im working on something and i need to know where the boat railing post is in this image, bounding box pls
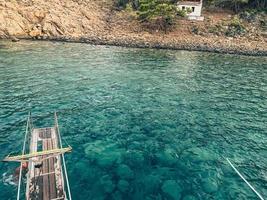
[29,111,34,131]
[17,112,30,200]
[54,112,72,200]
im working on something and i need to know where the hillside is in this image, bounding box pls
[0,0,111,38]
[0,0,266,55]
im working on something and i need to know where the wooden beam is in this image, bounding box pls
[3,147,72,162]
[48,138,57,199]
[43,135,49,200]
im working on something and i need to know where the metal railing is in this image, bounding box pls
[17,112,31,200]
[55,112,72,200]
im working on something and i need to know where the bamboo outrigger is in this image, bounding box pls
[3,113,72,200]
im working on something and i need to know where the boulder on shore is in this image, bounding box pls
[10,36,20,42]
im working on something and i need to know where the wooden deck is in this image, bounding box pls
[26,127,66,200]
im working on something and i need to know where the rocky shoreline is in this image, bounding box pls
[6,35,267,57]
[1,0,266,56]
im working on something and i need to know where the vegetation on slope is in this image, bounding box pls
[116,0,192,32]
[114,0,266,36]
[137,0,188,32]
[206,0,267,12]
[116,0,267,12]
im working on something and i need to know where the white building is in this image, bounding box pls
[177,0,204,21]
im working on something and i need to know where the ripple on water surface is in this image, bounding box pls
[0,40,266,200]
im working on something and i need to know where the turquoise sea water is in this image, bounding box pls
[0,40,266,200]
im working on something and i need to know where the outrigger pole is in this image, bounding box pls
[226,158,264,200]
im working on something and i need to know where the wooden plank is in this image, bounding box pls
[40,171,55,177]
[52,128,64,198]
[28,129,43,200]
[39,129,43,139]
[29,129,41,200]
[43,130,50,200]
[48,134,57,199]
[36,164,43,200]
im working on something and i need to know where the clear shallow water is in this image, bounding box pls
[0,40,266,200]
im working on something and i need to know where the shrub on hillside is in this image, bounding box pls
[137,0,178,32]
[177,7,192,17]
[115,0,140,10]
[239,9,258,22]
[205,16,246,37]
[204,0,267,12]
[225,16,246,36]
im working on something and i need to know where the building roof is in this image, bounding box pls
[177,1,202,6]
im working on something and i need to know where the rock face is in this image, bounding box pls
[0,0,107,38]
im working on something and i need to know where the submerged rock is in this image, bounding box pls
[116,164,134,180]
[84,140,123,168]
[117,180,130,193]
[97,154,120,168]
[112,191,123,200]
[155,147,178,166]
[100,175,115,194]
[183,195,197,200]
[142,174,161,194]
[202,178,218,193]
[123,150,145,168]
[153,167,177,179]
[161,180,182,200]
[73,161,99,184]
[182,147,217,162]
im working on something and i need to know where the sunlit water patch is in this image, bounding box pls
[0,40,266,200]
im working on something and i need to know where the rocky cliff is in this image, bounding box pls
[0,0,110,39]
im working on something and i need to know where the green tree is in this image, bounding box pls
[204,0,267,12]
[116,0,140,10]
[235,0,249,12]
[248,0,267,10]
[138,0,178,32]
